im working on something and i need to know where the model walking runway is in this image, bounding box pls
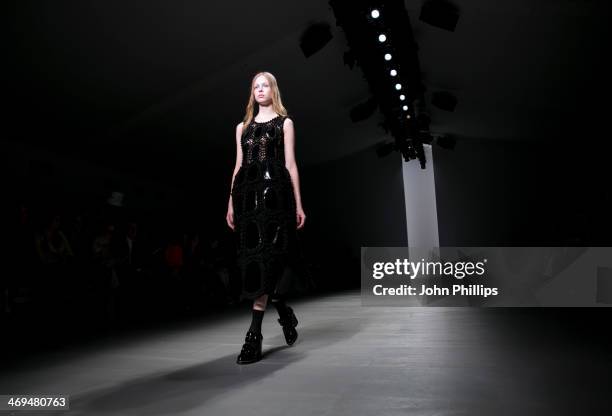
[226,71,306,364]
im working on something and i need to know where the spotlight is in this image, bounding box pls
[402,105,408,111]
[399,94,405,100]
[395,83,402,90]
[390,69,397,76]
[384,53,392,61]
[378,34,387,42]
[371,9,380,19]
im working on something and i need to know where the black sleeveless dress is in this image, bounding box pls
[231,114,298,301]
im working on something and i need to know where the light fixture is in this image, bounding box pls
[399,94,405,100]
[384,53,392,61]
[371,9,380,18]
[378,34,386,42]
[395,83,402,90]
[390,69,397,76]
[402,105,408,111]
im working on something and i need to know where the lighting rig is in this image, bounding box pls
[329,0,432,168]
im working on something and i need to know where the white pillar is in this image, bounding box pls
[402,144,440,260]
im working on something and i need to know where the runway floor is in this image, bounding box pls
[2,290,610,415]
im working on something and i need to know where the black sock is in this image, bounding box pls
[270,295,290,318]
[248,309,265,333]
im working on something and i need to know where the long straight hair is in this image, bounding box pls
[242,71,288,127]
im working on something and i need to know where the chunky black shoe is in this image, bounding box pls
[278,306,298,345]
[236,331,263,364]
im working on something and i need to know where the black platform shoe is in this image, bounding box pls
[236,331,263,364]
[278,306,299,345]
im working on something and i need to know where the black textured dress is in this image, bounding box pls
[231,114,298,301]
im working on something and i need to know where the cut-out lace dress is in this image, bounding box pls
[231,115,298,300]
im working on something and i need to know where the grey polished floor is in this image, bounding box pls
[2,290,610,415]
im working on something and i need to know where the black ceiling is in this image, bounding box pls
[7,0,610,175]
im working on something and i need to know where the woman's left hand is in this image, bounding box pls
[296,207,306,229]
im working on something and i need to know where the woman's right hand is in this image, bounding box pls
[226,204,235,231]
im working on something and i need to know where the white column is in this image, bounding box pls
[402,144,440,260]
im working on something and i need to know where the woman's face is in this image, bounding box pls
[253,75,272,105]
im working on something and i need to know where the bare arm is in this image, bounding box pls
[283,118,304,211]
[228,122,244,207]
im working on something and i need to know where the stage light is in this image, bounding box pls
[406,114,411,119]
[329,0,430,168]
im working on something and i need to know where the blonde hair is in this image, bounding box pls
[242,71,288,126]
